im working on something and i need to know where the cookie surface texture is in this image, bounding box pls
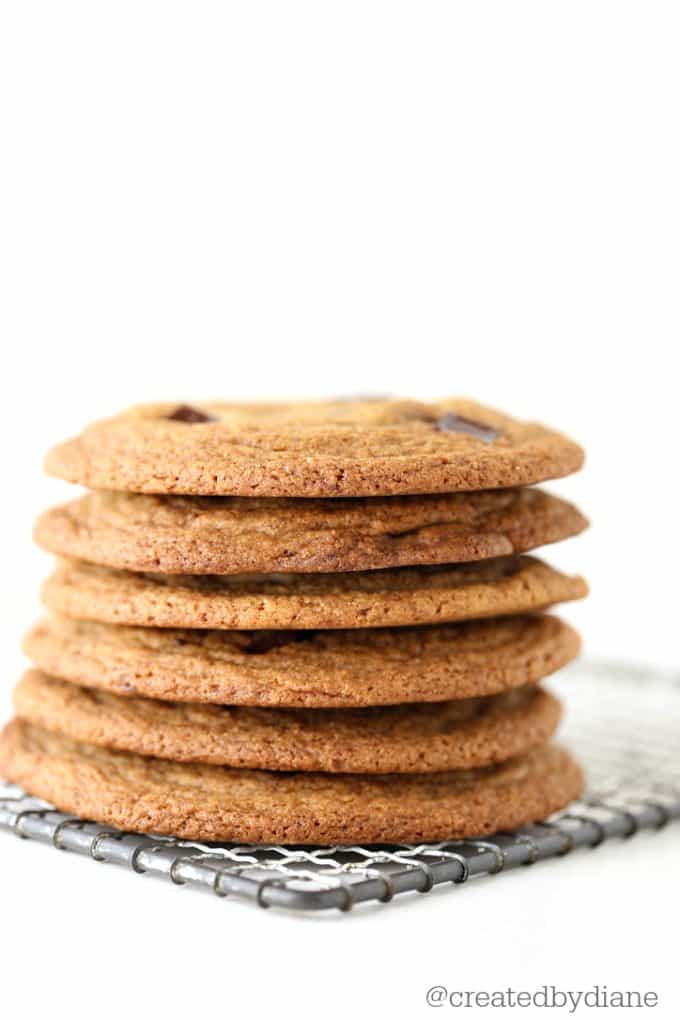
[34,488,588,574]
[13,670,562,773]
[0,720,584,844]
[45,398,585,497]
[41,556,588,630]
[24,613,580,707]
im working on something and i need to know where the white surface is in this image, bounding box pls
[1,1,679,1016]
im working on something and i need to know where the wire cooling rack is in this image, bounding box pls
[1,659,678,913]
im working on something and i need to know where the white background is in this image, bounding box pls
[1,2,679,1017]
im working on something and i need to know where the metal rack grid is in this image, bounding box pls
[1,659,678,913]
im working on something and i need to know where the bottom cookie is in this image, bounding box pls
[0,720,582,844]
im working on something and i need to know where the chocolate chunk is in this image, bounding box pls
[436,413,499,443]
[244,631,314,655]
[167,405,216,424]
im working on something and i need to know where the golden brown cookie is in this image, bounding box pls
[34,488,588,575]
[0,720,583,844]
[45,398,584,497]
[13,670,562,773]
[41,556,588,630]
[24,613,580,707]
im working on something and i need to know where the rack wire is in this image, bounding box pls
[1,659,678,912]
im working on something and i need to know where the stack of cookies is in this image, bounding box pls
[0,399,588,844]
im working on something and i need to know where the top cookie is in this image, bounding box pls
[45,398,584,497]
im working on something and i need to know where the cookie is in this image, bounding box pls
[24,613,580,707]
[41,556,588,630]
[0,720,583,843]
[45,398,584,497]
[34,488,588,575]
[13,670,562,773]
